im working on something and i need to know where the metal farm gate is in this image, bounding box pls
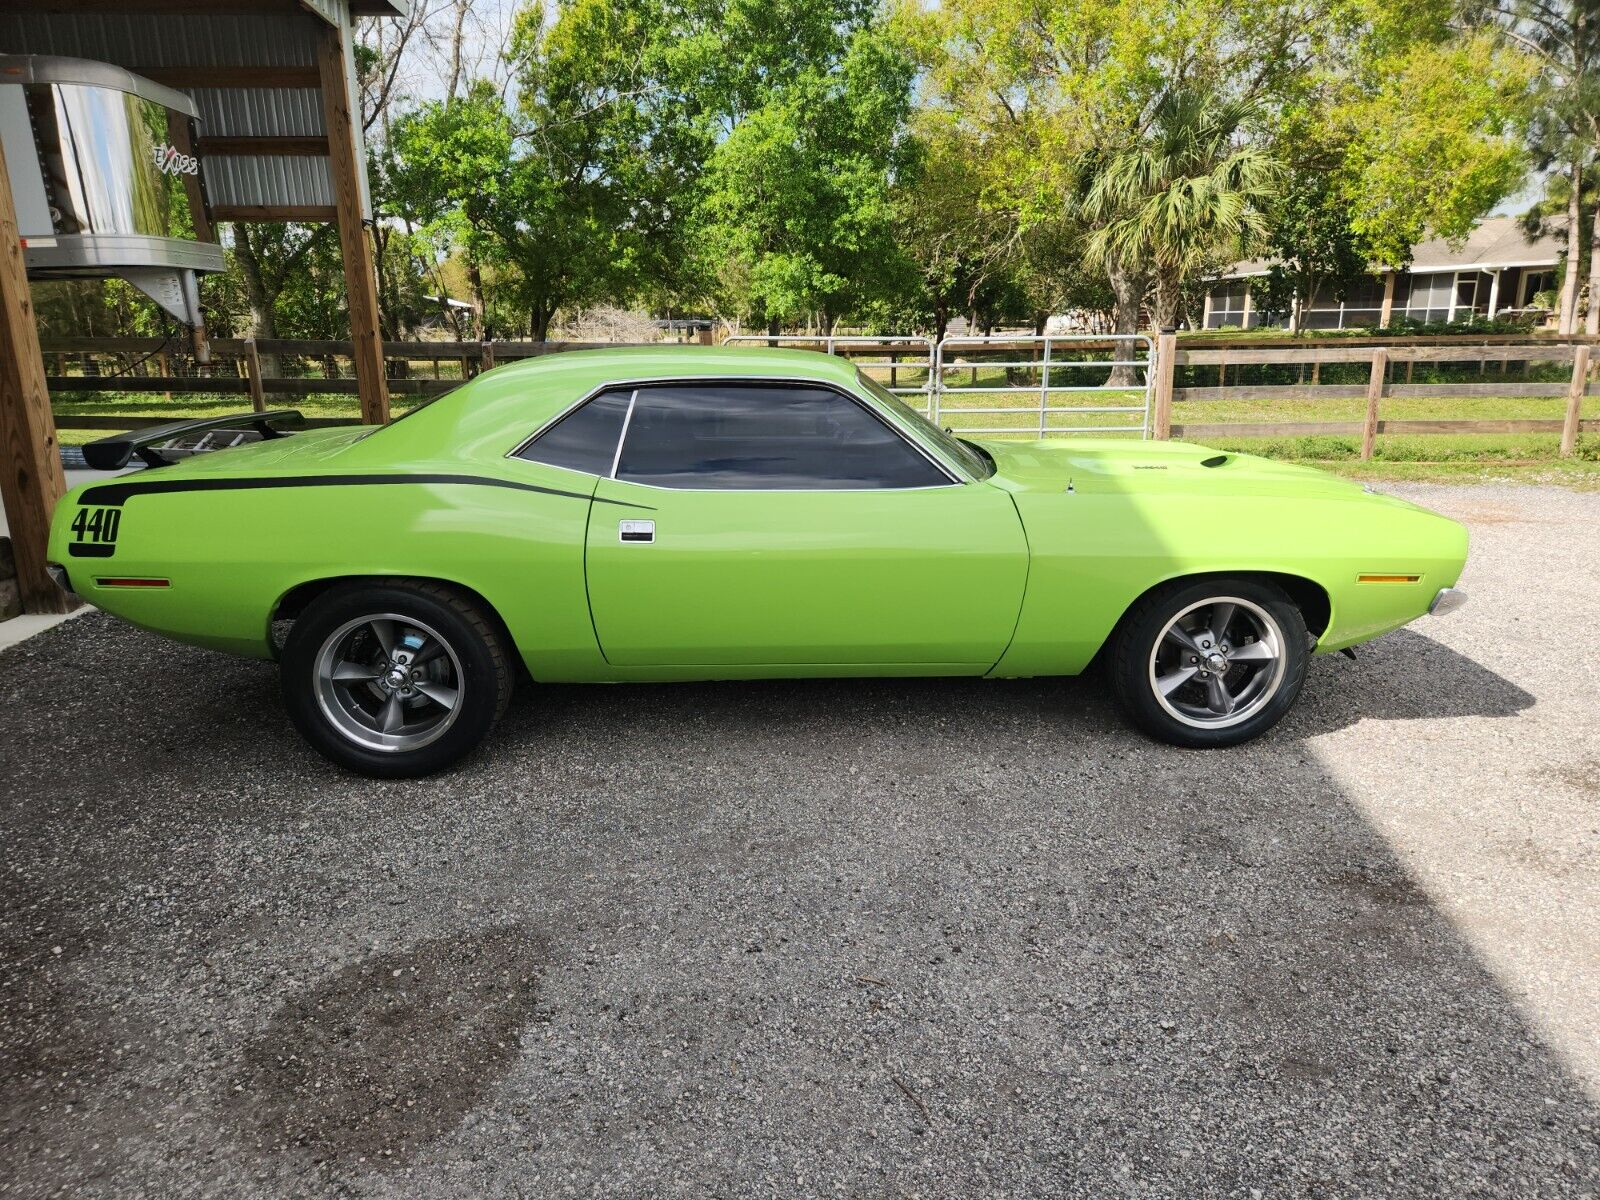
[724,333,1156,438]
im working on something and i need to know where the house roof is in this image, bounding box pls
[1217,216,1563,279]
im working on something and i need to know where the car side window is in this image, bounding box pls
[614,383,950,490]
[515,387,632,474]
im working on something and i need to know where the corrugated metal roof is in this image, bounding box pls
[204,155,333,209]
[0,13,320,68]
[193,89,324,138]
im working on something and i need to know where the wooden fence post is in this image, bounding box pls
[244,338,266,412]
[481,341,495,373]
[1152,330,1177,440]
[1561,344,1590,457]
[1361,348,1388,461]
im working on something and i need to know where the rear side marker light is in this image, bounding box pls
[1357,574,1421,584]
[95,577,170,588]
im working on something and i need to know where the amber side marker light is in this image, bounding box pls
[95,577,171,588]
[1357,574,1421,584]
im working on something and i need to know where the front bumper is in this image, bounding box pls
[1429,587,1467,616]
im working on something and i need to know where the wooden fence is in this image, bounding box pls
[39,336,642,430]
[39,332,1600,457]
[1150,333,1598,457]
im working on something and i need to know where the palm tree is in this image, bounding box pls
[1083,88,1278,334]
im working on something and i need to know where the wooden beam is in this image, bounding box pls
[317,25,389,425]
[244,339,267,413]
[1360,349,1388,461]
[1171,419,1600,439]
[1151,330,1176,439]
[135,66,320,89]
[0,138,70,615]
[165,111,214,244]
[1562,344,1591,456]
[211,204,336,222]
[198,136,330,157]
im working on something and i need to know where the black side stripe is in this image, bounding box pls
[79,473,653,510]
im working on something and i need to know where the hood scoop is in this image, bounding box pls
[1200,454,1230,468]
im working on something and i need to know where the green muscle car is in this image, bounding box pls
[47,346,1467,776]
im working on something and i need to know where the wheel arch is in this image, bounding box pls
[1104,569,1332,652]
[270,574,517,664]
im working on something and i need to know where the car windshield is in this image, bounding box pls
[855,371,994,480]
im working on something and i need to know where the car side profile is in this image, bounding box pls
[48,346,1467,776]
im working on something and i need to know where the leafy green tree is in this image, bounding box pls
[1253,134,1371,328]
[694,6,915,332]
[886,114,1020,338]
[1329,31,1532,277]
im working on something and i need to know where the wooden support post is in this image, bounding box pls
[165,110,214,246]
[1562,344,1590,457]
[481,341,495,373]
[1361,349,1388,461]
[0,138,70,614]
[244,338,266,412]
[317,26,389,426]
[1152,330,1177,440]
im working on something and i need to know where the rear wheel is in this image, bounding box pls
[281,580,512,776]
[1110,578,1309,748]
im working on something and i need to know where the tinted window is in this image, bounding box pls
[615,384,950,490]
[517,387,632,474]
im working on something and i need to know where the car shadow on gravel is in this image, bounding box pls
[0,613,1592,1197]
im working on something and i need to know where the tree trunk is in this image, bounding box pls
[1150,270,1181,331]
[530,303,552,343]
[446,0,468,102]
[1106,259,1145,387]
[766,313,780,343]
[932,299,949,344]
[1560,158,1582,335]
[1033,311,1048,336]
[1587,194,1600,336]
[467,261,488,340]
[233,224,281,379]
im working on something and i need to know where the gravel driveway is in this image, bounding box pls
[1,482,1596,1199]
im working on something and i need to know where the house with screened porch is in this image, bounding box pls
[1199,216,1562,331]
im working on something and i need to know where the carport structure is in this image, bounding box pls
[0,0,406,615]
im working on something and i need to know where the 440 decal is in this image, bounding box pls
[67,507,121,558]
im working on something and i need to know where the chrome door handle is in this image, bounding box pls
[619,519,654,543]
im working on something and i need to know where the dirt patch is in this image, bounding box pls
[1540,760,1599,799]
[231,925,546,1167]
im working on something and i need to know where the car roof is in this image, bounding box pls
[486,345,864,388]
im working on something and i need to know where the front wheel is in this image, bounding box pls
[1109,578,1309,749]
[281,580,512,777]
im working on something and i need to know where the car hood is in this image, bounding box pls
[975,437,1375,502]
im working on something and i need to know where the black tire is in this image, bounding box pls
[1109,576,1309,749]
[281,579,513,777]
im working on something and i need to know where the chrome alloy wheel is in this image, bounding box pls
[312,612,465,752]
[1147,595,1287,730]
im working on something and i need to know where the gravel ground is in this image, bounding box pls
[1,482,1596,1199]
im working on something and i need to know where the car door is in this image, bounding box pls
[578,379,1029,669]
